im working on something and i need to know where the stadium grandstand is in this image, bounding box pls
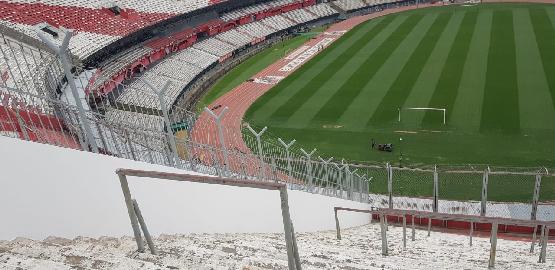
[0,0,554,269]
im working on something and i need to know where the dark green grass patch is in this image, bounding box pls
[368,13,451,125]
[311,14,425,124]
[480,10,520,134]
[530,8,555,108]
[237,4,555,201]
[423,11,478,126]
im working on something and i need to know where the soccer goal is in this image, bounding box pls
[398,107,446,124]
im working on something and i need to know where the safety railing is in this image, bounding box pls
[333,207,553,268]
[116,168,302,270]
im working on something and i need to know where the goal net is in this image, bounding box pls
[398,107,446,124]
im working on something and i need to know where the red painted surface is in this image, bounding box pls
[0,1,173,36]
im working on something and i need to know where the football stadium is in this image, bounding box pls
[0,0,554,269]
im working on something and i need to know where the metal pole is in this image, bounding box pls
[380,214,388,256]
[117,173,144,252]
[335,208,341,240]
[278,138,296,182]
[301,148,316,190]
[427,218,431,237]
[531,225,537,253]
[36,28,98,153]
[247,125,267,180]
[469,221,474,247]
[318,157,333,195]
[411,215,415,241]
[403,215,407,249]
[132,199,157,255]
[142,79,181,168]
[539,226,549,263]
[387,163,393,209]
[489,222,498,268]
[205,107,229,176]
[333,162,347,198]
[279,187,299,270]
[481,167,490,217]
[290,222,302,270]
[531,173,543,220]
[433,165,439,213]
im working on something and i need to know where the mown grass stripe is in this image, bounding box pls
[529,7,555,110]
[246,18,384,122]
[337,13,439,129]
[367,13,452,125]
[266,16,398,122]
[514,8,555,131]
[285,16,408,128]
[421,11,478,126]
[401,11,465,127]
[480,10,520,134]
[306,14,426,124]
[450,10,492,130]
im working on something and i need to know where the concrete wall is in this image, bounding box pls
[0,136,372,240]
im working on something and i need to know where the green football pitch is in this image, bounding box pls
[245,3,555,168]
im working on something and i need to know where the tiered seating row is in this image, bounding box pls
[150,59,202,83]
[8,0,215,14]
[104,108,165,133]
[306,3,339,17]
[90,46,153,90]
[260,15,296,31]
[283,8,318,24]
[215,29,252,47]
[172,47,219,69]
[334,0,367,11]
[236,21,275,38]
[193,38,236,57]
[116,73,183,109]
[0,1,172,36]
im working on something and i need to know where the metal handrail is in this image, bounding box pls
[116,168,302,270]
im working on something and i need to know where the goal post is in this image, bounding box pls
[398,107,446,125]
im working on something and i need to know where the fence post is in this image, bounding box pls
[481,167,490,217]
[142,79,181,168]
[333,162,347,198]
[323,157,334,195]
[469,221,474,247]
[380,214,388,256]
[387,163,393,209]
[279,187,300,270]
[411,215,415,241]
[247,125,267,180]
[204,107,229,176]
[355,173,364,202]
[36,28,98,153]
[531,168,547,220]
[539,226,549,263]
[402,215,407,249]
[530,225,538,253]
[433,165,439,213]
[335,208,341,240]
[489,222,498,268]
[278,138,296,182]
[300,148,316,191]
